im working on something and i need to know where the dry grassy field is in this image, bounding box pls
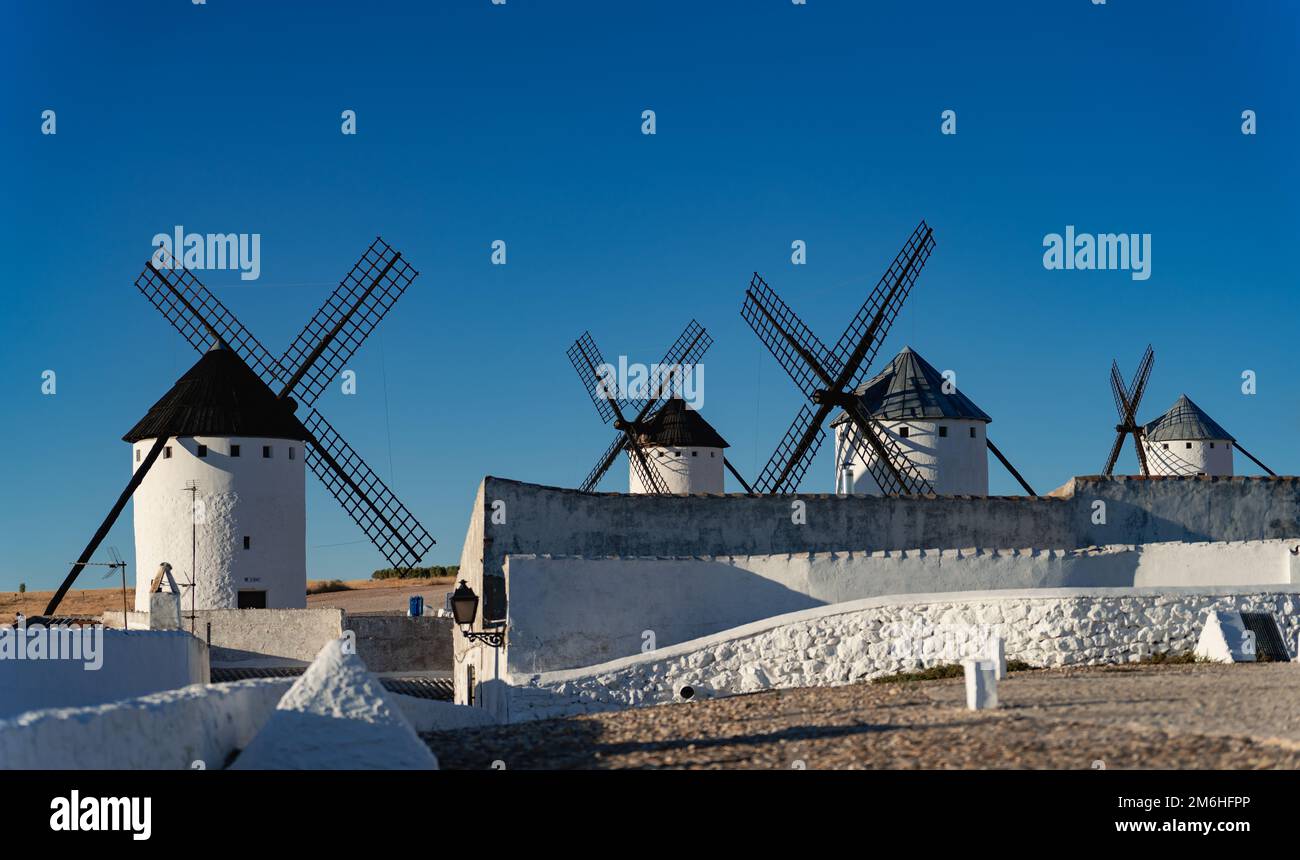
[1,577,456,623]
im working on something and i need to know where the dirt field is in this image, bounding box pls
[306,578,455,614]
[1,577,456,622]
[426,662,1300,770]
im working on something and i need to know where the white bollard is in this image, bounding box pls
[987,634,1006,680]
[963,658,998,710]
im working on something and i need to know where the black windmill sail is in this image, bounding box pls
[741,220,938,495]
[46,238,433,616]
[1102,345,1155,476]
[567,321,754,494]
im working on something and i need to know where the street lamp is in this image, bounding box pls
[451,580,504,647]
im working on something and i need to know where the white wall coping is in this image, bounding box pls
[501,537,1300,565]
[517,584,1300,686]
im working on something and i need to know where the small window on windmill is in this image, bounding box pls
[899,427,909,438]
[197,444,207,458]
[710,451,715,458]
[1162,443,1169,450]
[939,426,948,438]
[243,536,251,550]
[1186,442,1192,449]
[164,446,172,459]
[231,444,241,457]
[289,447,295,460]
[969,426,976,438]
[692,450,698,457]
[1210,442,1215,448]
[135,450,141,463]
[263,445,271,458]
[1240,612,1290,662]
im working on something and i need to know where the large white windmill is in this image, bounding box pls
[45,238,435,615]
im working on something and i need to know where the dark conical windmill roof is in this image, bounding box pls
[638,398,730,448]
[123,341,307,443]
[1142,394,1234,443]
[830,346,992,426]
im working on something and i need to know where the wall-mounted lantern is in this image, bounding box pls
[451,580,504,647]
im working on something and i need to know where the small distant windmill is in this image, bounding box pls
[1102,344,1155,476]
[46,237,434,616]
[567,320,753,493]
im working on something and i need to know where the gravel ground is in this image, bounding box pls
[425,662,1300,770]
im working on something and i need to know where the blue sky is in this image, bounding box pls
[1,0,1296,590]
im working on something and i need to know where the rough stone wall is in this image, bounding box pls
[502,587,1300,723]
[462,476,1300,617]
[199,608,344,666]
[347,615,453,673]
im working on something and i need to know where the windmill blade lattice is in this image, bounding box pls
[279,237,420,407]
[567,331,623,424]
[136,252,286,388]
[569,320,712,494]
[300,407,435,568]
[831,221,936,392]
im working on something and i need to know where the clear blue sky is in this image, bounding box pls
[1,1,1296,590]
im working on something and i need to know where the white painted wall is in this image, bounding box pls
[628,445,725,494]
[492,539,1296,677]
[1142,437,1234,476]
[0,628,209,719]
[834,419,988,495]
[0,677,292,770]
[502,586,1300,723]
[132,435,306,611]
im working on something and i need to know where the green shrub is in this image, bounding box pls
[873,660,1034,685]
[17,583,25,594]
[371,565,459,581]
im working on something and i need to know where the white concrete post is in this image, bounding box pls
[987,634,1006,680]
[149,591,181,631]
[963,658,998,710]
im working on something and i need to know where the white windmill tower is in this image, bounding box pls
[124,340,309,610]
[829,346,994,496]
[1140,394,1239,477]
[626,398,730,494]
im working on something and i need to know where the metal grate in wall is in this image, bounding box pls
[1240,612,1291,662]
[210,667,454,700]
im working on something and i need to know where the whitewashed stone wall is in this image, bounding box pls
[500,587,1300,723]
[500,540,1296,675]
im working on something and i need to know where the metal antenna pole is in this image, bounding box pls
[119,562,128,630]
[184,480,199,634]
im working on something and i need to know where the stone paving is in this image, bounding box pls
[425,662,1300,769]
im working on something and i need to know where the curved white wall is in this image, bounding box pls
[834,419,988,495]
[502,586,1300,723]
[628,445,725,494]
[132,436,306,610]
[1142,437,1234,476]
